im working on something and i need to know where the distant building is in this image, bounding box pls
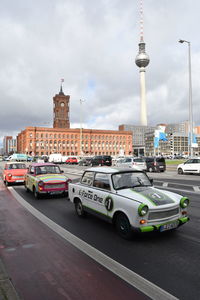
[17,127,132,156]
[17,86,132,156]
[119,124,156,156]
[3,136,17,155]
[145,131,200,157]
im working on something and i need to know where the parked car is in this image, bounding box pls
[90,155,112,166]
[177,158,200,174]
[25,163,71,198]
[78,157,92,166]
[3,162,28,186]
[116,157,146,171]
[144,157,166,172]
[68,167,189,239]
[66,157,78,164]
[10,153,28,161]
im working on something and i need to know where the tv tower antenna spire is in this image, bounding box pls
[135,0,150,126]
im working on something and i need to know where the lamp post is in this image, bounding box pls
[179,39,193,157]
[80,99,85,156]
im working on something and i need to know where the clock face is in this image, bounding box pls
[61,102,65,107]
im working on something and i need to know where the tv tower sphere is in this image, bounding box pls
[135,41,150,68]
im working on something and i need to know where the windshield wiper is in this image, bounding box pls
[117,185,132,190]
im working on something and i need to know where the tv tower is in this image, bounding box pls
[135,0,150,126]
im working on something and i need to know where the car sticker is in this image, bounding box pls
[130,187,175,206]
[35,175,67,182]
[104,196,114,211]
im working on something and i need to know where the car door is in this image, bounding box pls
[182,159,194,173]
[190,158,200,173]
[121,158,132,168]
[91,172,112,216]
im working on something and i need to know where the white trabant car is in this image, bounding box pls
[68,167,189,239]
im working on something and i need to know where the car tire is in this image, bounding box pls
[25,184,29,193]
[33,187,40,199]
[115,213,133,240]
[178,168,184,175]
[5,180,10,186]
[75,199,85,217]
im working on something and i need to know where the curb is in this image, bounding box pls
[0,259,21,300]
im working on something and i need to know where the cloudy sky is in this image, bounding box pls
[0,0,199,146]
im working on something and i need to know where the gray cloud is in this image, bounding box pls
[0,0,199,146]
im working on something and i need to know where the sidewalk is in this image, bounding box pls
[0,180,149,300]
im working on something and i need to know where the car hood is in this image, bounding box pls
[117,186,179,207]
[35,174,67,183]
[5,169,27,175]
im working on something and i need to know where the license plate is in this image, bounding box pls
[49,191,62,195]
[15,180,24,183]
[160,221,178,232]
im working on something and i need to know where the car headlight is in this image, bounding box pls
[180,197,189,208]
[138,204,149,216]
[38,180,44,187]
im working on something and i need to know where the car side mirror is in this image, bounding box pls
[61,170,64,173]
[149,178,153,185]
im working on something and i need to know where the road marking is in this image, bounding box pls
[9,186,178,300]
[193,186,200,192]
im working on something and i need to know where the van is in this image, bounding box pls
[48,153,62,163]
[90,155,112,166]
[10,154,28,161]
[144,157,166,172]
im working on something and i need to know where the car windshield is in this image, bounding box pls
[35,165,61,175]
[8,164,26,169]
[112,172,151,190]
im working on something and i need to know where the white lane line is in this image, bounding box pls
[9,187,178,300]
[193,186,200,192]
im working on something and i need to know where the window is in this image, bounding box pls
[81,172,94,186]
[93,173,110,190]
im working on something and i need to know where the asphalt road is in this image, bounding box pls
[5,164,199,300]
[1,162,200,299]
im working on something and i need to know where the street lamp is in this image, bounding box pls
[179,39,193,157]
[80,99,85,156]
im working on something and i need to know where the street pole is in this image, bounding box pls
[179,39,194,157]
[80,99,84,156]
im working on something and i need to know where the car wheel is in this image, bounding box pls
[178,168,184,175]
[25,184,29,192]
[5,180,10,186]
[148,167,153,172]
[75,199,85,217]
[33,187,40,199]
[115,213,133,240]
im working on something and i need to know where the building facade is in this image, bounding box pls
[17,127,133,157]
[119,124,156,156]
[145,131,200,157]
[3,136,17,155]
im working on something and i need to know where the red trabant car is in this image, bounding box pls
[66,157,78,164]
[3,162,28,186]
[25,163,71,198]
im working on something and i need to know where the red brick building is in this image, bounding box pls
[17,127,132,156]
[17,87,132,156]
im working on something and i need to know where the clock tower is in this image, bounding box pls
[53,84,70,128]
